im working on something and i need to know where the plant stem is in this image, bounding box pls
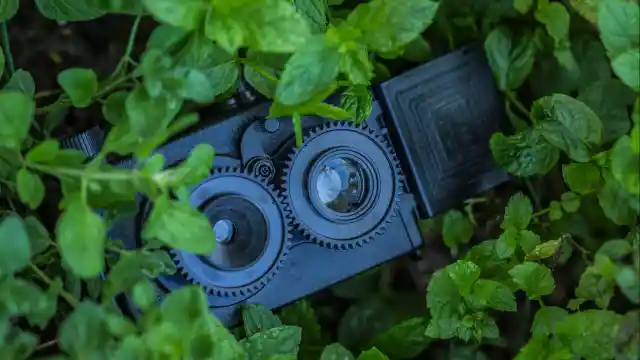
[1,22,15,75]
[29,263,79,308]
[112,15,142,78]
[35,339,58,351]
[247,63,278,83]
[505,90,533,123]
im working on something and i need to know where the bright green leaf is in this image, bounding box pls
[509,262,555,299]
[496,228,519,259]
[0,216,31,275]
[442,210,474,250]
[0,91,36,150]
[549,201,563,221]
[502,192,533,230]
[4,69,36,97]
[514,0,533,14]
[597,0,640,58]
[484,27,537,91]
[56,197,106,278]
[340,85,373,124]
[535,2,570,43]
[24,216,51,257]
[598,173,638,225]
[426,269,462,339]
[241,326,302,360]
[575,264,616,309]
[562,162,601,194]
[472,279,517,312]
[555,310,622,360]
[16,168,45,210]
[611,135,640,195]
[525,240,562,261]
[143,0,208,30]
[242,304,283,337]
[531,306,568,335]
[446,260,481,296]
[26,140,61,163]
[320,343,355,360]
[560,192,581,212]
[280,299,322,345]
[57,68,98,108]
[132,280,157,310]
[356,347,389,360]
[59,302,110,358]
[295,0,328,34]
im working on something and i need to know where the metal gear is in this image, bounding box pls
[282,121,403,250]
[171,166,292,297]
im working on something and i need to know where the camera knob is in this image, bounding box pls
[261,118,280,133]
[60,125,105,160]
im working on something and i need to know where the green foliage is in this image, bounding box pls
[0,0,638,358]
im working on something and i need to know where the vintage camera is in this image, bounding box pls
[63,46,509,327]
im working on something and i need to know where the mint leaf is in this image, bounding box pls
[560,192,581,212]
[371,317,430,359]
[562,162,601,194]
[442,210,474,250]
[276,35,340,105]
[535,2,570,43]
[143,0,208,30]
[509,262,555,299]
[132,280,156,310]
[596,239,633,259]
[0,216,31,275]
[472,279,517,312]
[0,0,18,21]
[532,94,604,162]
[242,304,283,337]
[340,85,373,124]
[496,228,518,259]
[280,299,322,345]
[597,0,639,58]
[598,173,638,225]
[16,168,45,210]
[611,49,640,91]
[24,216,51,257]
[610,135,640,195]
[26,140,61,163]
[502,192,533,231]
[35,0,104,21]
[484,27,537,90]
[57,68,98,108]
[241,326,302,360]
[141,195,215,254]
[531,306,568,335]
[575,263,616,309]
[555,310,622,360]
[402,36,431,63]
[446,260,481,296]
[514,0,533,14]
[549,201,563,221]
[0,91,36,150]
[321,343,354,360]
[295,0,328,34]
[346,0,440,54]
[4,69,36,97]
[615,266,640,304]
[490,129,559,177]
[356,347,388,360]
[244,50,289,99]
[426,269,462,339]
[577,78,635,143]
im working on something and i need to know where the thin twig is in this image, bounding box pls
[29,263,79,308]
[35,339,58,351]
[112,15,142,78]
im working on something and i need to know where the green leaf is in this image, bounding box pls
[371,317,430,359]
[244,50,289,99]
[555,310,622,360]
[575,264,616,309]
[280,299,322,345]
[446,260,481,296]
[16,168,45,210]
[331,268,380,300]
[0,0,18,21]
[26,140,61,163]
[132,280,157,310]
[514,0,533,14]
[597,0,639,59]
[426,270,462,339]
[241,326,302,360]
[321,343,355,360]
[356,347,389,360]
[519,230,542,253]
[611,135,640,195]
[339,44,373,85]
[35,0,104,21]
[490,129,559,177]
[276,35,340,105]
[598,173,638,225]
[24,216,51,257]
[484,27,537,91]
[206,0,311,54]
[509,262,555,299]
[615,266,640,304]
[502,192,533,231]
[104,249,175,299]
[456,312,500,342]
[496,228,519,259]
[59,302,110,358]
[612,49,640,91]
[346,0,439,54]
[562,163,601,194]
[535,2,570,44]
[141,195,215,254]
[442,210,474,250]
[525,240,562,261]
[295,0,328,34]
[57,68,98,108]
[143,0,208,30]
[596,239,633,259]
[340,85,373,124]
[577,78,635,143]
[92,0,146,14]
[4,70,36,97]
[472,279,517,312]
[531,306,568,335]
[0,216,31,275]
[560,192,581,212]
[243,304,283,337]
[0,91,36,150]
[56,197,106,278]
[532,94,604,162]
[549,201,563,221]
[402,36,431,63]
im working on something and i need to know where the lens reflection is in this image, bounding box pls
[314,157,366,213]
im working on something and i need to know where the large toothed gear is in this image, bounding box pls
[282,121,403,250]
[171,166,292,297]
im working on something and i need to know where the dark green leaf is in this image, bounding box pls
[472,279,517,312]
[562,162,601,194]
[24,216,50,257]
[442,210,474,250]
[346,0,440,54]
[280,299,322,345]
[331,267,380,300]
[611,49,640,91]
[35,0,104,21]
[555,310,622,360]
[141,195,215,254]
[596,239,633,259]
[57,68,98,108]
[560,192,581,212]
[92,0,145,14]
[4,70,36,97]
[295,0,328,34]
[575,264,616,309]
[484,27,537,90]
[16,168,45,209]
[490,129,559,177]
[509,262,555,299]
[356,347,388,360]
[402,36,431,63]
[241,326,302,360]
[502,192,533,231]
[321,343,355,360]
[276,35,340,105]
[59,302,110,358]
[0,327,38,360]
[0,91,36,150]
[549,201,563,221]
[0,0,18,21]
[56,197,106,278]
[531,306,568,335]
[610,134,640,195]
[616,266,640,304]
[371,317,430,359]
[243,304,283,337]
[340,85,373,124]
[534,2,570,44]
[104,249,176,301]
[426,270,462,339]
[577,78,635,143]
[0,216,31,275]
[598,173,638,225]
[514,0,533,14]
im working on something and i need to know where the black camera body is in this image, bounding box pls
[65,46,509,327]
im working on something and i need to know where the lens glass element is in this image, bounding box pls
[314,157,367,213]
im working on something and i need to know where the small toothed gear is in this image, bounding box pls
[282,121,403,250]
[171,166,292,297]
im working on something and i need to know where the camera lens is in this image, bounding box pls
[314,157,367,213]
